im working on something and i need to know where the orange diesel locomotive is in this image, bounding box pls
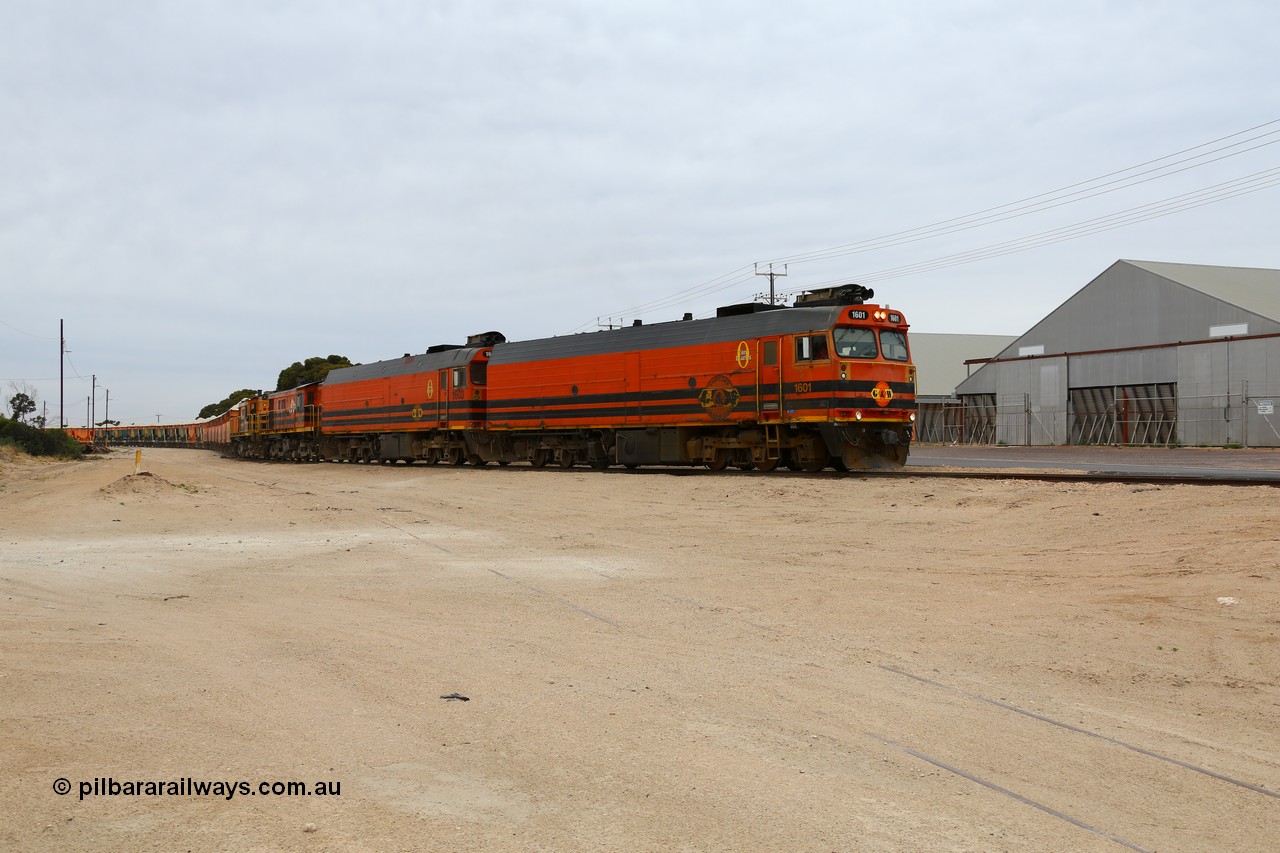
[481,286,914,471]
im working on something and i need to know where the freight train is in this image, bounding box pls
[75,285,917,471]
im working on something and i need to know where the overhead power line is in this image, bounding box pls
[765,121,1280,267]
[564,264,757,333]
[0,318,57,340]
[780,166,1280,294]
[569,117,1280,327]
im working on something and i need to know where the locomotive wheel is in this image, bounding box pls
[705,449,729,471]
[423,447,440,465]
[467,453,488,466]
[445,447,465,466]
[530,448,549,468]
[801,457,827,473]
[558,450,576,469]
[753,456,780,473]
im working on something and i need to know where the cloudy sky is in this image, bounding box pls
[3,1,1278,425]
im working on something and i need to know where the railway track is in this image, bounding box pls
[591,464,1280,486]
[890,467,1280,487]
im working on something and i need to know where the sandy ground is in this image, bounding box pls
[1,446,1277,852]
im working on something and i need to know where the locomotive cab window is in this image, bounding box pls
[469,361,487,386]
[452,367,466,388]
[879,329,909,362]
[833,327,877,359]
[794,334,830,362]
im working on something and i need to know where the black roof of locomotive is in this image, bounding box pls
[488,304,857,365]
[323,346,482,385]
[322,303,876,382]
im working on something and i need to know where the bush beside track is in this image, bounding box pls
[0,417,84,459]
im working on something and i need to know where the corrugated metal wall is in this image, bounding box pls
[948,340,1279,447]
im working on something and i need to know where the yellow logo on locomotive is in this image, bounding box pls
[736,341,751,369]
[871,381,894,407]
[699,374,741,419]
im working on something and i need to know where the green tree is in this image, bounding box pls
[7,391,35,423]
[275,355,353,391]
[197,388,258,420]
[197,355,356,419]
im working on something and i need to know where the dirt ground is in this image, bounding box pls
[1,446,1277,852]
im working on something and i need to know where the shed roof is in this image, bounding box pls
[1124,260,1280,321]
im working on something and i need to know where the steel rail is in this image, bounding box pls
[883,468,1280,487]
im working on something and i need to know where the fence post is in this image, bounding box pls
[1242,379,1249,448]
[1024,393,1031,446]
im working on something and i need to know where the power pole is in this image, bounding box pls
[91,374,96,440]
[60,319,65,428]
[754,262,788,305]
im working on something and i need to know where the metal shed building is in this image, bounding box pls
[955,260,1280,447]
[911,333,1017,442]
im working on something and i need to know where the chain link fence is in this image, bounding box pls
[944,384,1280,447]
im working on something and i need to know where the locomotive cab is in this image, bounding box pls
[759,295,915,469]
[822,305,915,468]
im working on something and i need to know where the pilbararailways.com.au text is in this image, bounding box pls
[55,777,341,801]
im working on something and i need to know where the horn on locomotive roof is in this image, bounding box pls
[793,284,875,306]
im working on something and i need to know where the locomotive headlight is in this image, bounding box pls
[873,310,887,321]
[854,410,863,420]
[909,412,916,422]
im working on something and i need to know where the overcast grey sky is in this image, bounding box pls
[3,1,1279,425]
